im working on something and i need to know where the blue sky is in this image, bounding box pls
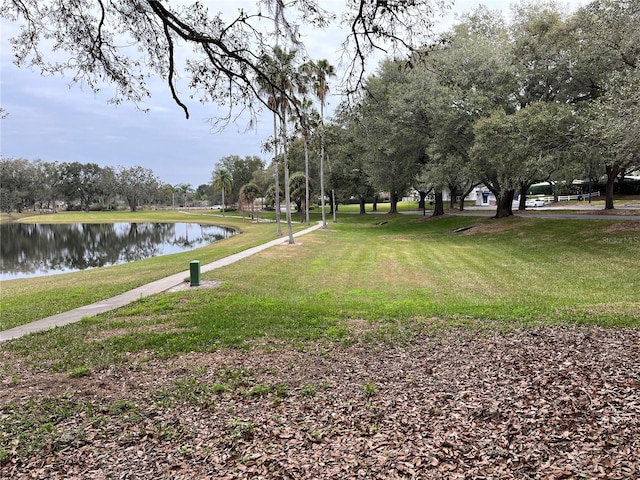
[0,1,585,188]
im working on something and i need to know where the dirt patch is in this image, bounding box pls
[257,241,313,259]
[2,327,639,479]
[164,279,223,293]
[602,221,640,233]
[84,323,192,343]
[340,317,377,336]
[462,217,532,235]
[583,209,640,216]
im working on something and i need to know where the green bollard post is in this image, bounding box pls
[190,260,201,287]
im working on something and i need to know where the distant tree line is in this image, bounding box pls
[0,154,302,215]
[0,159,168,213]
[0,155,282,215]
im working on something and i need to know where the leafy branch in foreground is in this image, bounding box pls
[1,0,449,123]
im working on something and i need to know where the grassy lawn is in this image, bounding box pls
[1,211,638,374]
[0,210,306,330]
[336,196,640,213]
[1,211,639,477]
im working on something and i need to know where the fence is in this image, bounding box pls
[540,191,600,202]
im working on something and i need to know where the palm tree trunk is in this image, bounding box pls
[281,116,295,244]
[332,190,337,223]
[304,136,310,225]
[320,102,327,229]
[273,111,283,235]
[320,141,327,228]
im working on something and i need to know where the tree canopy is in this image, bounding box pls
[330,0,639,217]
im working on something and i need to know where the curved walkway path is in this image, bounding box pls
[0,223,323,343]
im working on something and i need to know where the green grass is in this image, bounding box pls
[0,210,308,330]
[336,198,640,213]
[1,212,638,374]
[337,200,427,213]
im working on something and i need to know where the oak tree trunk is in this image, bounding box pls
[359,196,366,214]
[518,183,528,211]
[494,189,515,218]
[389,191,399,214]
[432,191,445,217]
[604,164,620,210]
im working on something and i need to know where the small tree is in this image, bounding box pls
[174,183,193,208]
[239,183,261,221]
[212,167,233,216]
[310,59,337,228]
[289,171,312,222]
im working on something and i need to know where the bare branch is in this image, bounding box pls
[162,20,189,119]
[1,0,450,124]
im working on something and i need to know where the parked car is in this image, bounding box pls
[525,198,546,207]
[210,205,223,210]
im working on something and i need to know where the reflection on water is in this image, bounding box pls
[0,222,236,280]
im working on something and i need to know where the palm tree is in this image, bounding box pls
[298,98,314,225]
[257,46,299,244]
[277,48,298,245]
[264,183,279,210]
[294,62,317,225]
[289,171,313,222]
[211,167,232,217]
[310,59,336,228]
[292,60,317,226]
[239,182,261,221]
[174,183,193,208]
[256,53,286,237]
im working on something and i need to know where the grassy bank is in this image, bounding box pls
[1,210,304,330]
[1,212,638,374]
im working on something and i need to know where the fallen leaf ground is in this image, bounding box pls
[1,326,639,479]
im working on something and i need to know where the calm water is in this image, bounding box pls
[0,222,236,280]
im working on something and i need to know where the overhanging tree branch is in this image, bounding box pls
[1,0,450,122]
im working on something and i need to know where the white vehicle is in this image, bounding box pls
[525,198,546,207]
[210,205,223,210]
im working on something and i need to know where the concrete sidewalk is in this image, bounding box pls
[0,223,323,343]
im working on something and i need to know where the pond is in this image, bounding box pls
[0,222,237,280]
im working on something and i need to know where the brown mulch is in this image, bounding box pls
[1,326,639,479]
